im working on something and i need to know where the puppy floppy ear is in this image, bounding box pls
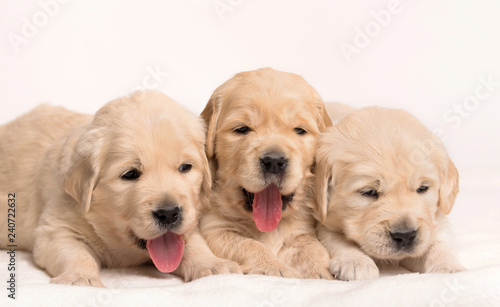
[313,92,333,132]
[198,145,213,208]
[63,126,104,215]
[320,104,333,131]
[314,139,335,224]
[438,157,459,215]
[200,88,222,159]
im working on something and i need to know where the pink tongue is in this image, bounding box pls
[146,232,184,273]
[252,183,283,232]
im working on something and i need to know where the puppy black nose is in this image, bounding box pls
[390,230,417,247]
[153,206,182,226]
[260,153,288,174]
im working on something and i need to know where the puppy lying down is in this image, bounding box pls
[200,68,333,279]
[315,106,465,281]
[0,91,240,286]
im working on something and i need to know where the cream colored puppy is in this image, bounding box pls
[315,106,465,281]
[0,91,240,287]
[199,67,333,279]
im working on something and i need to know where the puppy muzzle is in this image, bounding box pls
[389,229,418,252]
[260,152,288,175]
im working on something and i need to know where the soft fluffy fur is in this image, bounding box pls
[199,67,333,279]
[0,91,240,287]
[315,106,465,281]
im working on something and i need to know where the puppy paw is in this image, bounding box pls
[301,263,334,280]
[425,262,466,274]
[330,255,379,281]
[51,273,104,287]
[185,258,242,282]
[244,262,302,279]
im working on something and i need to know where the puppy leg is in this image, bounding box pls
[216,235,301,278]
[202,219,301,278]
[236,238,302,278]
[317,225,379,281]
[400,240,465,274]
[280,232,333,280]
[34,225,103,287]
[175,228,242,282]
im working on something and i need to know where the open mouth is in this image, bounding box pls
[132,231,184,273]
[241,184,294,232]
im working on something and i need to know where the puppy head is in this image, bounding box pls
[64,90,211,272]
[201,67,332,232]
[315,107,459,260]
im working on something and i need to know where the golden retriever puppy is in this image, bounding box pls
[0,91,240,287]
[199,67,333,279]
[315,106,465,281]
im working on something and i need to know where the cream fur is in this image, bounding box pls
[315,106,465,281]
[0,91,241,287]
[199,67,333,279]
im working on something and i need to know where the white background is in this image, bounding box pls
[1,3,499,304]
[1,0,499,212]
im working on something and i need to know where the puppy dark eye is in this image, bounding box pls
[179,164,192,173]
[417,185,429,193]
[121,169,141,180]
[360,189,378,198]
[234,126,251,134]
[294,128,307,135]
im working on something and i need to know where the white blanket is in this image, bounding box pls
[1,183,499,307]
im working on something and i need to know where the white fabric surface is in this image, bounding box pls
[1,181,499,307]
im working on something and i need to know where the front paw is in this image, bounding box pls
[244,261,302,279]
[425,261,466,274]
[330,255,379,281]
[51,272,104,287]
[185,258,242,282]
[299,262,333,280]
